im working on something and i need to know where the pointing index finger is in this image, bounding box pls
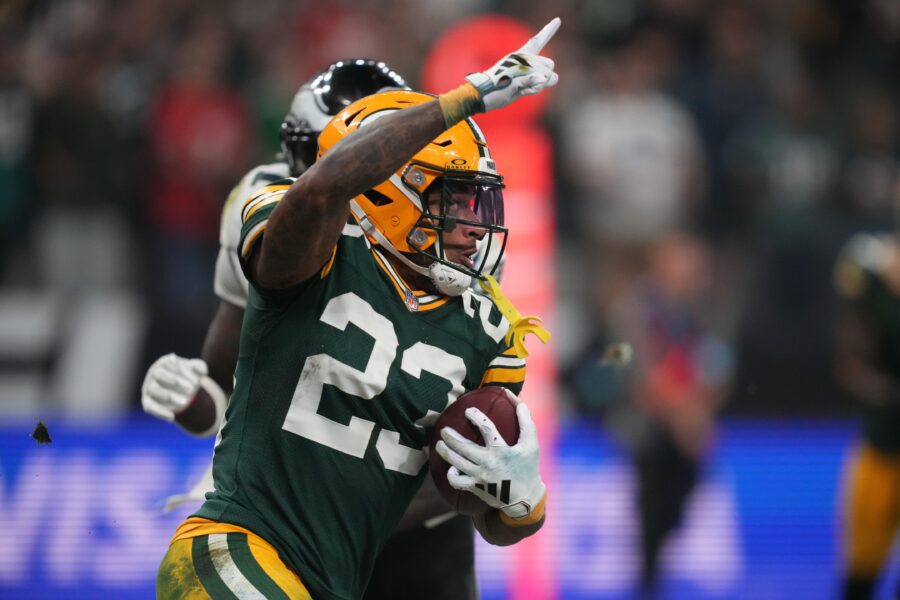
[519,17,561,55]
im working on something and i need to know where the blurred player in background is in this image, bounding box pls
[151,18,558,599]
[834,232,900,600]
[564,232,731,597]
[609,233,730,598]
[142,59,485,599]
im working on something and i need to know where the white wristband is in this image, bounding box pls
[181,376,228,438]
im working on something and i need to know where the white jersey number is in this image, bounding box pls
[282,292,466,475]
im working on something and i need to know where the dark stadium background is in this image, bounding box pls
[1,1,898,598]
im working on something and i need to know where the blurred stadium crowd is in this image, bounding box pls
[0,0,898,424]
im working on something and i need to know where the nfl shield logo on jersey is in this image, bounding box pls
[404,290,419,312]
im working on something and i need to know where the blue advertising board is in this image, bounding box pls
[0,416,884,599]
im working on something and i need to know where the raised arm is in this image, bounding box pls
[249,17,561,290]
[249,101,450,289]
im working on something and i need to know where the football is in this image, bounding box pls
[429,386,520,516]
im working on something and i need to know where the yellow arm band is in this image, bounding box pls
[438,83,484,128]
[500,491,547,527]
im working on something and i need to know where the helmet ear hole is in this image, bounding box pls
[362,189,394,207]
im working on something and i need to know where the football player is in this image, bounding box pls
[143,57,513,599]
[834,232,900,600]
[143,58,488,599]
[154,18,559,599]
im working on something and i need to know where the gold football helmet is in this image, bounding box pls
[317,90,507,295]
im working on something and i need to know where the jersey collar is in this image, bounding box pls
[370,248,451,312]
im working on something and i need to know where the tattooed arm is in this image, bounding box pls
[247,18,561,289]
[248,100,449,290]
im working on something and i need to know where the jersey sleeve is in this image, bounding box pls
[213,245,248,308]
[480,339,526,397]
[237,178,295,282]
[215,163,291,306]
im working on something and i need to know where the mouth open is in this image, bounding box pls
[448,248,476,269]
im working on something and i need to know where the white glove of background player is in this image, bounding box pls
[436,402,547,520]
[141,353,207,422]
[465,17,560,113]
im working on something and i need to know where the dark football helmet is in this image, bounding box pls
[279,59,408,176]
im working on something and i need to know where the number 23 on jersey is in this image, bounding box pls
[283,292,468,476]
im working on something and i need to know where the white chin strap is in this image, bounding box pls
[350,200,472,296]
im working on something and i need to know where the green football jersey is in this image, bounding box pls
[195,181,526,600]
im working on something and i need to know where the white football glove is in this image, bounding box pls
[141,353,207,422]
[465,17,560,113]
[435,401,547,520]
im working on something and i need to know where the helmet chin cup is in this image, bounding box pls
[429,262,471,296]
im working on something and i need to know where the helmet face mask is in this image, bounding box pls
[280,114,319,175]
[410,176,507,280]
